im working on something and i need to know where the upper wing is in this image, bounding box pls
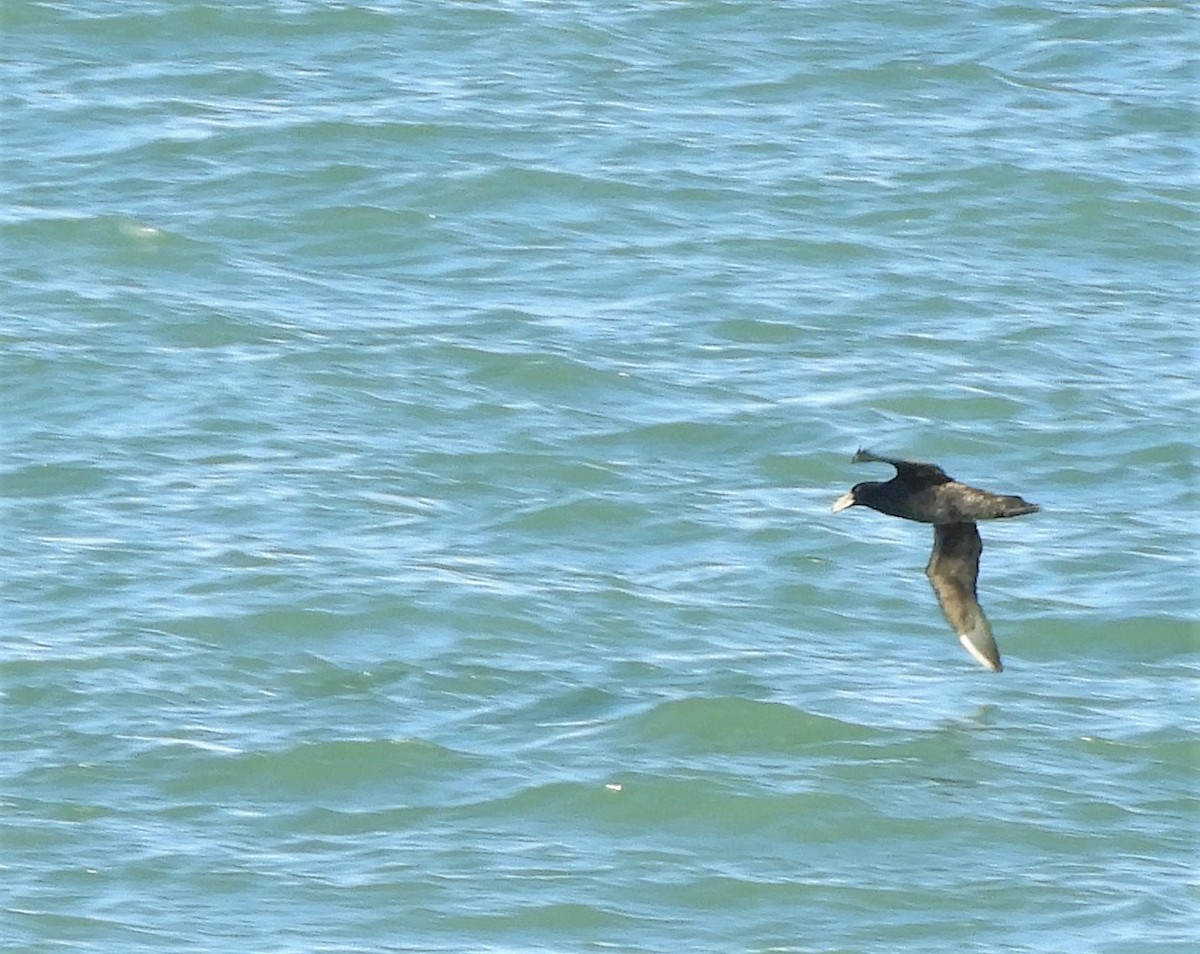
[925,522,1003,672]
[852,448,952,486]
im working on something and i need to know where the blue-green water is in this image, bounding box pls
[3,2,1197,951]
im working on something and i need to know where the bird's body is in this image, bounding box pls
[831,449,1039,671]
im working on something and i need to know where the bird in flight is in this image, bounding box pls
[831,449,1039,671]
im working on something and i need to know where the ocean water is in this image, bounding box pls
[2,1,1197,951]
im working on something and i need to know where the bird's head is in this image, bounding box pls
[831,481,880,514]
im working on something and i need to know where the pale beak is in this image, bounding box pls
[831,491,856,514]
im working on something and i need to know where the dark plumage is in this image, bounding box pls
[831,449,1039,671]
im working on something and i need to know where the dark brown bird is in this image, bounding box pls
[831,449,1039,671]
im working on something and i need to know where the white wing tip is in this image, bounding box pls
[958,631,1004,672]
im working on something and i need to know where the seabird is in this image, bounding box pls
[831,449,1039,671]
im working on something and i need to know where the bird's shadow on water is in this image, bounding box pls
[917,703,1006,787]
[821,704,1015,818]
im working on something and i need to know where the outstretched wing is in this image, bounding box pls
[852,448,952,487]
[925,522,1003,672]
